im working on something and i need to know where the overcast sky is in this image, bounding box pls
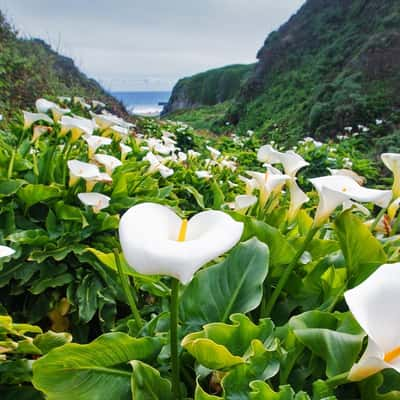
[0,0,304,91]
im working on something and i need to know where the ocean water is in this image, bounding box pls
[112,91,171,116]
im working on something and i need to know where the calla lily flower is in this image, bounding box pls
[119,203,243,284]
[61,116,95,142]
[109,125,129,139]
[233,195,257,212]
[78,192,110,213]
[94,154,122,175]
[328,168,366,186]
[120,143,132,161]
[206,146,221,160]
[238,175,257,195]
[257,145,309,177]
[310,175,392,227]
[92,100,106,108]
[23,111,53,129]
[36,98,70,121]
[32,126,52,143]
[0,245,15,258]
[246,168,290,207]
[345,263,400,381]
[84,135,112,159]
[67,160,101,187]
[195,170,213,180]
[188,149,200,159]
[144,152,174,178]
[381,153,400,198]
[287,180,309,221]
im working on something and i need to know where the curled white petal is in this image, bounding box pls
[119,203,244,284]
[0,245,15,258]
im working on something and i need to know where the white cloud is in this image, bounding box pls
[0,0,305,90]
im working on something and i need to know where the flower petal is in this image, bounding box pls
[119,203,243,284]
[345,263,400,352]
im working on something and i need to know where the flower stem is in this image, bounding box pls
[170,278,181,400]
[7,149,16,179]
[113,248,143,330]
[370,207,386,232]
[263,226,319,317]
[325,372,349,388]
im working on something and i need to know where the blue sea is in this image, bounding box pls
[112,91,171,116]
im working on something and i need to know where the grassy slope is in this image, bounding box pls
[0,12,127,117]
[227,0,400,144]
[162,64,253,115]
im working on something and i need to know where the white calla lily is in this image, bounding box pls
[0,245,15,258]
[23,111,53,129]
[345,263,400,381]
[257,145,309,177]
[287,180,309,222]
[144,152,174,178]
[120,143,132,161]
[67,160,100,187]
[36,98,70,121]
[94,154,122,175]
[310,175,392,226]
[119,203,243,284]
[206,146,221,160]
[61,116,95,142]
[195,170,213,180]
[84,135,112,159]
[328,168,366,186]
[382,153,400,198]
[234,195,257,212]
[78,192,110,213]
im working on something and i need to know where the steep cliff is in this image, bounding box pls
[0,12,127,116]
[226,0,400,140]
[162,64,252,115]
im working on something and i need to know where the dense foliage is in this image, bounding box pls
[1,97,400,399]
[0,12,126,117]
[164,0,400,151]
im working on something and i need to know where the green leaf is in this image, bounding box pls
[290,311,364,377]
[33,331,72,355]
[233,214,295,267]
[0,178,25,198]
[32,332,163,400]
[180,238,269,330]
[182,314,274,370]
[18,184,62,208]
[130,360,173,400]
[359,370,400,399]
[76,273,103,323]
[249,381,312,400]
[184,184,205,208]
[7,229,49,246]
[334,211,386,280]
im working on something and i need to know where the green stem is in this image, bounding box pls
[263,226,319,317]
[7,149,16,179]
[113,249,143,330]
[323,280,349,313]
[370,207,386,232]
[170,278,181,400]
[325,371,349,388]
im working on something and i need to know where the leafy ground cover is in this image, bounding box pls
[1,98,400,399]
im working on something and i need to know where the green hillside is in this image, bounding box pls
[0,12,126,116]
[162,64,253,115]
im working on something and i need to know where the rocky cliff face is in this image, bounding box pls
[162,64,252,115]
[0,12,127,116]
[227,0,400,139]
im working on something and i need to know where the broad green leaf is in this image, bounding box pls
[130,360,173,400]
[7,229,49,246]
[359,370,400,400]
[180,238,269,330]
[0,359,33,384]
[17,184,62,208]
[0,179,25,198]
[33,331,72,354]
[184,184,205,208]
[32,332,163,400]
[233,214,295,266]
[182,314,274,370]
[210,180,225,209]
[290,311,364,377]
[334,211,386,280]
[222,340,280,399]
[249,381,312,400]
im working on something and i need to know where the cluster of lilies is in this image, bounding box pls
[2,96,400,389]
